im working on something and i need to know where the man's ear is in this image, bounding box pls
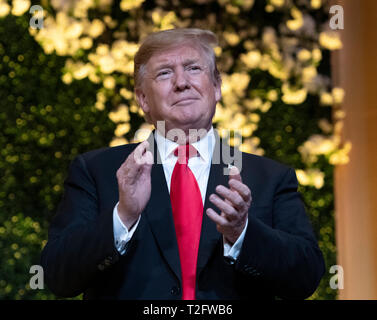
[135,87,150,114]
[214,82,222,103]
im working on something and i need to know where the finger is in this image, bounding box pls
[228,166,242,182]
[206,208,229,227]
[133,140,150,165]
[140,151,154,176]
[228,179,252,204]
[117,141,150,182]
[143,150,154,166]
[119,140,148,170]
[215,185,245,211]
[209,193,238,220]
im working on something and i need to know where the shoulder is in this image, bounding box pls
[241,152,290,171]
[221,140,291,177]
[73,143,140,175]
[238,152,299,206]
[239,151,294,182]
[80,143,139,163]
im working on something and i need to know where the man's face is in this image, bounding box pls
[136,45,221,136]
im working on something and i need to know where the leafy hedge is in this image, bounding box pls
[0,14,115,299]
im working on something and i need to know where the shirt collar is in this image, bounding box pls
[155,126,215,163]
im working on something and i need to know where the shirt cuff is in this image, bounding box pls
[113,202,141,255]
[223,218,248,262]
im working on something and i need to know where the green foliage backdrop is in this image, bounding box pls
[0,13,115,299]
[0,0,346,299]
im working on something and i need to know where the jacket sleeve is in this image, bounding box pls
[40,154,120,298]
[235,167,326,299]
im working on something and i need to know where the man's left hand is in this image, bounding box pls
[206,167,252,245]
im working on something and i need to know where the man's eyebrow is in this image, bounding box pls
[153,59,201,72]
[153,62,173,72]
[182,59,201,66]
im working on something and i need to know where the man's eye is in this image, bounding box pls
[187,65,202,72]
[156,70,172,79]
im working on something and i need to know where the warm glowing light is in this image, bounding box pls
[319,31,343,50]
[11,0,30,16]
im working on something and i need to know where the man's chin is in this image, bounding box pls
[163,119,208,131]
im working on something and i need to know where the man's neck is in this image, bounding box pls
[155,125,213,145]
[154,126,215,163]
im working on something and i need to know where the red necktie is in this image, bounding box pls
[170,144,203,300]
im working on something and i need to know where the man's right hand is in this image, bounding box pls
[116,140,154,230]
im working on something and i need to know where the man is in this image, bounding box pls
[41,28,325,299]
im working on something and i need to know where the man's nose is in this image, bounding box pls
[173,68,190,91]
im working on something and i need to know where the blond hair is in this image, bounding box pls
[134,28,221,89]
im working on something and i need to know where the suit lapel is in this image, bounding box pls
[197,133,230,276]
[144,133,181,282]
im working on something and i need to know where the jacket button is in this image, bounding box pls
[170,286,180,295]
[243,265,253,272]
[224,256,236,265]
[243,265,262,277]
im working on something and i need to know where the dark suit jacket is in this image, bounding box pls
[41,132,325,300]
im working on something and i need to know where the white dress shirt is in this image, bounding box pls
[113,127,248,261]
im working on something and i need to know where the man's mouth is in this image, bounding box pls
[172,98,199,106]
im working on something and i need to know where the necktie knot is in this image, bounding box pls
[174,144,198,163]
